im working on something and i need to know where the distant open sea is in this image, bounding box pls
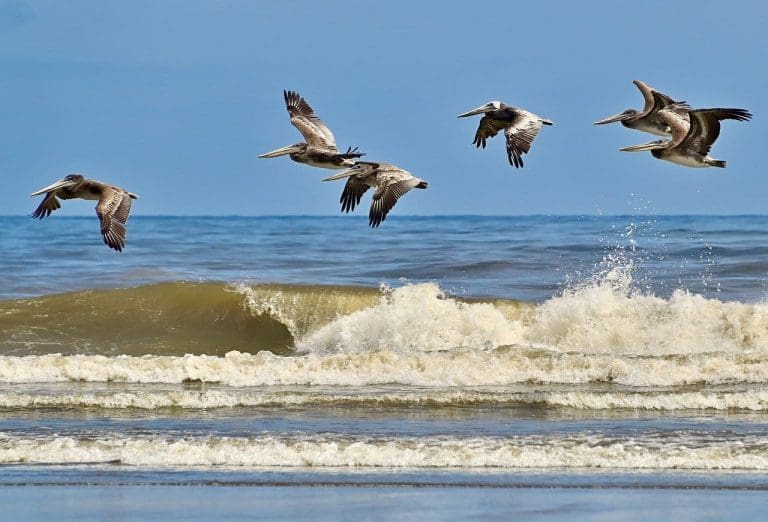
[2,215,768,519]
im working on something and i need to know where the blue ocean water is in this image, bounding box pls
[1,214,768,507]
[2,214,768,301]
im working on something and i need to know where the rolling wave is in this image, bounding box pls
[1,273,767,390]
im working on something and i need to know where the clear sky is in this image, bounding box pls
[0,0,765,216]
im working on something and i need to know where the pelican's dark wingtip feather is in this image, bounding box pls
[283,90,315,118]
[472,136,486,148]
[368,208,384,228]
[100,220,127,252]
[723,108,753,122]
[339,146,366,159]
[507,150,524,168]
[30,194,61,220]
[339,185,354,213]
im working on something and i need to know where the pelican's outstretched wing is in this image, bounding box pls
[683,108,752,156]
[472,116,509,148]
[284,90,338,150]
[30,193,62,219]
[96,187,133,251]
[504,112,550,168]
[369,171,426,228]
[340,176,370,213]
[633,80,680,116]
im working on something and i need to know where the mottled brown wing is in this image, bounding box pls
[369,179,418,228]
[283,90,338,149]
[96,188,133,251]
[340,177,370,213]
[634,80,686,116]
[685,109,752,156]
[472,116,508,148]
[633,80,658,116]
[650,91,690,123]
[658,108,692,148]
[30,193,62,219]
[504,117,545,168]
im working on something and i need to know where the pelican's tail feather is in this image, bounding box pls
[706,159,726,168]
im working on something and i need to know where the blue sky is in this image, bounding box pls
[0,0,765,216]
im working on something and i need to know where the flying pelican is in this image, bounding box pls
[619,106,752,168]
[259,90,364,169]
[594,80,689,136]
[457,101,553,168]
[321,161,428,227]
[30,174,138,251]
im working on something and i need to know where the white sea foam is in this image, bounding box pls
[2,432,767,470]
[0,348,767,388]
[528,267,768,355]
[296,283,523,354]
[294,276,768,357]
[2,387,768,411]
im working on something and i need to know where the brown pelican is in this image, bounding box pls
[321,161,428,227]
[259,90,364,169]
[457,101,553,168]
[619,106,752,168]
[30,174,138,251]
[594,80,689,136]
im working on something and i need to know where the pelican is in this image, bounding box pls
[457,101,553,168]
[594,80,689,136]
[259,90,364,169]
[30,174,138,251]
[619,106,752,168]
[322,161,428,227]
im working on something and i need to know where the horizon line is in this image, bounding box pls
[3,213,768,218]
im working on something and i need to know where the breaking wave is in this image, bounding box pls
[2,431,767,470]
[1,269,767,392]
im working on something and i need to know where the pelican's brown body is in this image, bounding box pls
[457,100,553,168]
[30,174,138,251]
[322,161,428,227]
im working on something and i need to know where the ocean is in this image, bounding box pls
[2,214,768,519]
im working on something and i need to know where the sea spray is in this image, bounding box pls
[296,283,525,354]
[527,266,768,355]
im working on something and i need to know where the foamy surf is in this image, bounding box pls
[292,276,768,357]
[2,432,767,470]
[0,348,766,388]
[2,274,768,391]
[2,385,768,411]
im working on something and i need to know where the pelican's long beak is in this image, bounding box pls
[619,140,669,152]
[321,168,357,182]
[593,112,632,125]
[457,105,491,118]
[30,178,78,196]
[259,144,303,158]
